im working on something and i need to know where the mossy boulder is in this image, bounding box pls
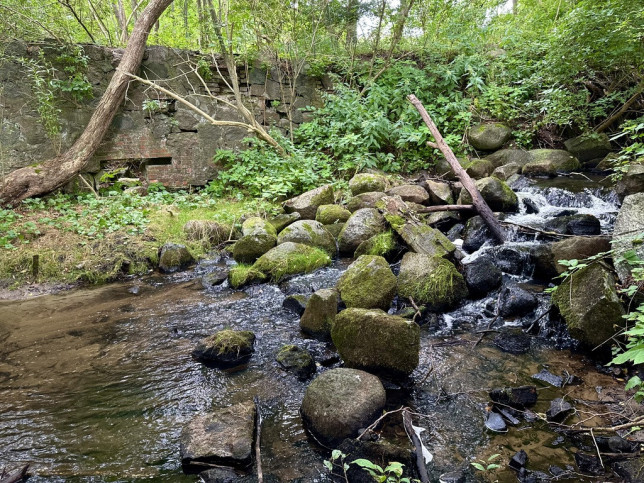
[346,191,387,212]
[276,220,336,256]
[316,204,352,225]
[431,157,470,180]
[423,180,454,205]
[183,220,231,245]
[338,208,387,255]
[300,368,386,444]
[349,173,389,195]
[531,236,611,281]
[467,122,512,151]
[466,158,495,179]
[252,242,331,282]
[389,219,456,258]
[522,150,581,176]
[192,329,256,366]
[300,288,339,339]
[325,223,345,239]
[492,162,521,181]
[336,255,397,310]
[268,212,300,233]
[354,231,397,259]
[242,217,277,237]
[331,308,420,377]
[564,133,611,163]
[397,252,468,311]
[283,184,334,219]
[232,234,277,264]
[458,177,519,212]
[552,263,625,351]
[613,193,644,284]
[276,345,316,380]
[228,264,266,289]
[386,184,430,204]
[485,148,532,168]
[180,401,256,471]
[158,243,195,273]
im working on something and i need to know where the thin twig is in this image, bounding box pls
[590,428,604,468]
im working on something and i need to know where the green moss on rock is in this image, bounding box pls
[232,233,277,264]
[349,173,389,196]
[336,255,397,310]
[242,216,277,237]
[397,252,468,311]
[522,149,581,176]
[316,204,352,225]
[300,288,339,339]
[458,176,518,212]
[252,242,331,282]
[354,231,397,258]
[228,264,266,288]
[276,220,336,256]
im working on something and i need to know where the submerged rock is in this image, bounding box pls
[192,329,256,366]
[299,288,339,339]
[467,122,512,151]
[276,220,336,256]
[276,345,316,380]
[489,386,538,409]
[180,401,256,472]
[397,252,468,311]
[253,242,331,282]
[315,204,351,225]
[349,173,389,195]
[158,243,195,273]
[336,255,397,310]
[493,331,531,354]
[338,208,387,254]
[551,263,624,350]
[498,284,538,317]
[464,257,502,298]
[300,368,386,444]
[332,308,420,377]
[484,411,507,433]
[284,184,334,219]
[532,369,564,387]
[458,177,519,212]
[546,398,574,422]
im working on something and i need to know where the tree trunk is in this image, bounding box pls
[0,0,175,207]
[407,94,506,242]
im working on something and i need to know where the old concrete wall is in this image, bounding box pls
[0,41,330,187]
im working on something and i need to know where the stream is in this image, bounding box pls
[0,175,632,482]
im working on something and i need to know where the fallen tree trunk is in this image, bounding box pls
[0,0,175,207]
[407,94,505,242]
[0,464,29,483]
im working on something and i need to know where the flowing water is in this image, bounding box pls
[0,175,632,482]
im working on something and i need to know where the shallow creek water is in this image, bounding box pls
[0,175,633,482]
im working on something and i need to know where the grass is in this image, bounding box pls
[0,189,278,289]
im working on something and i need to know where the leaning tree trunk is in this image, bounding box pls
[0,0,175,207]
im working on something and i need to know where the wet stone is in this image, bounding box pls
[523,197,540,214]
[492,246,531,276]
[180,401,256,472]
[532,368,564,387]
[158,243,195,273]
[484,410,507,432]
[612,455,644,482]
[509,449,528,471]
[489,386,538,409]
[574,452,604,475]
[202,266,230,288]
[192,330,256,367]
[198,467,240,483]
[493,331,531,355]
[463,257,502,298]
[546,398,573,422]
[498,284,538,318]
[282,294,310,316]
[275,345,316,380]
[438,470,466,483]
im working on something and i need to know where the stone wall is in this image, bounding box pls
[0,41,330,187]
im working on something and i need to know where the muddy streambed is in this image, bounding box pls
[0,175,635,482]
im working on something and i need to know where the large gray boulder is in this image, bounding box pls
[551,263,625,349]
[268,212,300,233]
[615,164,644,200]
[522,150,581,176]
[564,133,611,163]
[242,217,277,237]
[531,236,611,281]
[300,288,339,339]
[349,173,389,195]
[465,158,495,179]
[386,184,430,204]
[252,242,331,281]
[397,252,468,311]
[232,234,276,264]
[346,191,387,212]
[338,208,387,254]
[336,255,397,310]
[331,308,420,376]
[467,122,512,151]
[485,149,532,168]
[276,220,336,256]
[423,179,454,204]
[284,185,334,219]
[315,204,352,225]
[613,193,644,284]
[180,401,256,471]
[458,177,519,212]
[492,162,521,181]
[301,368,386,444]
[158,243,194,273]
